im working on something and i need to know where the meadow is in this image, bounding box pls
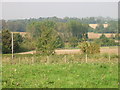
[2,53,118,88]
[1,10,119,89]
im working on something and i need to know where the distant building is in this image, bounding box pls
[89,24,109,29]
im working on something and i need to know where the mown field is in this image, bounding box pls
[17,46,118,55]
[2,53,118,88]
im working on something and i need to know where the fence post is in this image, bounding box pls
[109,54,111,62]
[19,58,20,64]
[64,55,67,63]
[32,57,34,64]
[86,54,88,63]
[47,56,49,64]
[108,47,111,62]
[11,32,14,59]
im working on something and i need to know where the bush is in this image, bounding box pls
[79,41,100,54]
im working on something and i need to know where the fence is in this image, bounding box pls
[2,53,118,65]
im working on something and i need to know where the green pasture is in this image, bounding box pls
[2,54,118,88]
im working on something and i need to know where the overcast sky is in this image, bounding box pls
[2,2,118,20]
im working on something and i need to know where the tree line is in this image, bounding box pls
[1,18,119,55]
[0,16,118,33]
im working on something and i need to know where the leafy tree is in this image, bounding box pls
[56,22,71,42]
[13,33,23,52]
[26,22,42,38]
[14,33,23,43]
[21,35,36,51]
[68,20,88,40]
[36,20,63,55]
[69,37,78,48]
[55,35,64,48]
[2,30,12,53]
[2,30,23,53]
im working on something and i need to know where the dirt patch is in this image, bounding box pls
[55,49,81,54]
[18,51,36,54]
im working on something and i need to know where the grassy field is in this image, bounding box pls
[2,54,118,88]
[2,63,118,88]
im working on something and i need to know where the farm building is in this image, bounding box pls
[88,32,116,39]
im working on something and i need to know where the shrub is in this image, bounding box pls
[80,41,100,54]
